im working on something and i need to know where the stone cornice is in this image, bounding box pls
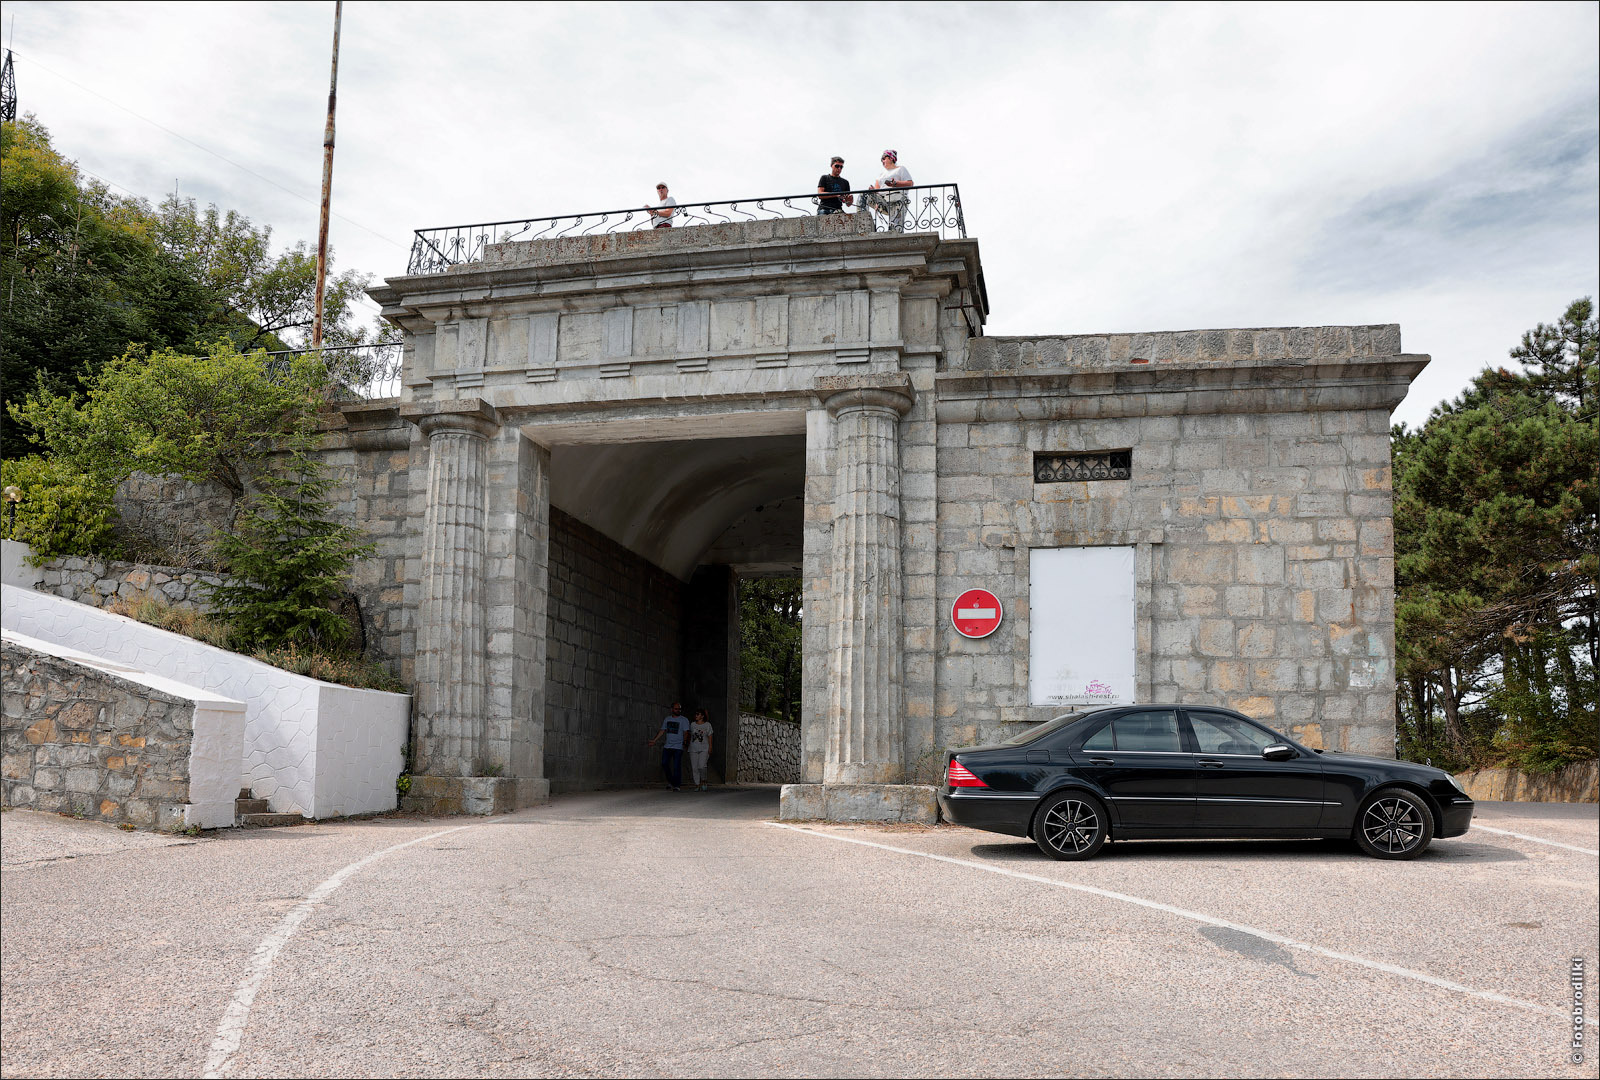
[369,232,985,323]
[934,356,1430,420]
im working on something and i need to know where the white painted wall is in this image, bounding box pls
[1,583,410,818]
[2,539,44,589]
[3,628,246,828]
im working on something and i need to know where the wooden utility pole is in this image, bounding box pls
[311,1,342,350]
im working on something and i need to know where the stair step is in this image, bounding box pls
[240,812,307,828]
[235,798,271,815]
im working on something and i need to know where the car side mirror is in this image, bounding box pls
[1262,744,1297,761]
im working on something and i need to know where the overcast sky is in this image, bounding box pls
[8,1,1597,426]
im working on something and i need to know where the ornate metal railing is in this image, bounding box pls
[406,183,966,275]
[255,343,404,401]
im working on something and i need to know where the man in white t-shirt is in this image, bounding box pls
[648,701,689,789]
[645,182,677,228]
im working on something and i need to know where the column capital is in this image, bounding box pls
[401,397,501,440]
[817,373,914,418]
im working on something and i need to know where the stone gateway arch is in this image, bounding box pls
[339,209,1423,820]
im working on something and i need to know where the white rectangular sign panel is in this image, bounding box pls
[1029,546,1136,707]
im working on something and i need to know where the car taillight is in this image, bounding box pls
[947,759,987,788]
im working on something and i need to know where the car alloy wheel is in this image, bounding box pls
[1355,786,1435,860]
[1034,791,1109,861]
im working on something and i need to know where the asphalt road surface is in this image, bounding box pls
[2,790,1595,1078]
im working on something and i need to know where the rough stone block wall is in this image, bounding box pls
[736,712,800,784]
[544,508,683,792]
[113,472,235,561]
[1,640,196,828]
[317,411,415,671]
[35,557,225,611]
[933,404,1397,757]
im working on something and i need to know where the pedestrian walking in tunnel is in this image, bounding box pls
[649,701,690,789]
[688,708,714,791]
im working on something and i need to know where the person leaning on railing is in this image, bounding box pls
[817,156,853,215]
[646,182,678,228]
[863,150,914,231]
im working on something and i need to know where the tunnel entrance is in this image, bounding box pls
[538,431,805,793]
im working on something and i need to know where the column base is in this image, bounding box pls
[400,776,551,816]
[778,783,939,824]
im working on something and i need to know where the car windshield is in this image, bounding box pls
[1001,712,1086,746]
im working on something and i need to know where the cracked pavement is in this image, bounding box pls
[1,790,1596,1078]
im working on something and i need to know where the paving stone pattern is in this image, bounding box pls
[1,640,194,829]
[736,712,800,784]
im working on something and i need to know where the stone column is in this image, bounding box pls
[822,384,914,785]
[403,399,499,780]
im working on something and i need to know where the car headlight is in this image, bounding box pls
[1445,772,1468,796]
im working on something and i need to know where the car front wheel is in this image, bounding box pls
[1033,791,1109,861]
[1354,787,1435,860]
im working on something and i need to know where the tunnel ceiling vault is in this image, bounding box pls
[549,434,805,581]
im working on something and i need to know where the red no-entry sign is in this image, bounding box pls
[951,588,1003,639]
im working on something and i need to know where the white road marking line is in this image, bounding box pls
[202,826,477,1079]
[1471,824,1600,857]
[769,822,1596,1027]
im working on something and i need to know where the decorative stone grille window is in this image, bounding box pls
[1033,450,1132,483]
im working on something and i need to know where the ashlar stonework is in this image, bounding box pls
[271,212,1423,821]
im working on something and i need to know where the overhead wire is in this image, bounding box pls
[15,50,407,250]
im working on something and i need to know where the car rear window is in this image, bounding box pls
[1001,712,1085,745]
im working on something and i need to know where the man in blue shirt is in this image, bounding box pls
[648,701,690,790]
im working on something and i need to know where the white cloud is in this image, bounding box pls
[7,0,1596,424]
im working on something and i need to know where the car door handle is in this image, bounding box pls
[1087,757,1115,766]
[1198,759,1225,768]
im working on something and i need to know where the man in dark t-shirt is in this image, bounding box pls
[816,156,852,214]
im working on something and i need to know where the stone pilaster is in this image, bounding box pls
[402,399,498,779]
[822,381,914,785]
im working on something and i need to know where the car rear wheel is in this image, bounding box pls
[1354,787,1435,860]
[1033,791,1109,861]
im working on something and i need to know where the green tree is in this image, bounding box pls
[740,577,802,721]
[2,116,378,458]
[205,443,374,650]
[154,196,372,351]
[1394,298,1599,771]
[1,116,209,456]
[8,339,327,499]
[0,455,117,560]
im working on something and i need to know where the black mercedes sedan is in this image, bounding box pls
[938,704,1474,861]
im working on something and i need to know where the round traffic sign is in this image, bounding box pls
[951,588,1003,638]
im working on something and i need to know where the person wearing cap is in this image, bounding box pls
[866,150,914,231]
[645,182,678,228]
[816,156,853,215]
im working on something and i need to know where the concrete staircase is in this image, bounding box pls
[235,789,306,828]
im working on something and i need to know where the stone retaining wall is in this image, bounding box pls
[1,639,197,828]
[1453,761,1598,803]
[738,712,800,784]
[36,556,223,612]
